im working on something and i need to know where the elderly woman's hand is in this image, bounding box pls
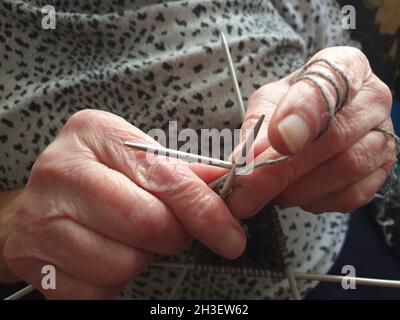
[2,110,246,299]
[227,46,397,218]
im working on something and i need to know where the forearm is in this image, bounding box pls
[0,188,23,283]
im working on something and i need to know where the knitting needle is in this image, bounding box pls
[3,284,35,300]
[167,268,189,300]
[220,31,246,121]
[221,30,299,300]
[294,272,400,289]
[149,261,400,289]
[208,155,292,189]
[124,140,290,191]
[219,114,265,198]
[217,30,251,199]
[222,32,298,300]
[124,141,235,169]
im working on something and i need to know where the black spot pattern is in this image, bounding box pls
[0,0,356,299]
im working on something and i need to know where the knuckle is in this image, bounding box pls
[348,47,368,65]
[378,80,392,107]
[340,47,369,73]
[246,84,276,116]
[383,137,397,164]
[113,252,150,285]
[341,140,373,176]
[140,161,190,193]
[63,109,100,133]
[381,161,396,177]
[248,85,267,105]
[30,149,63,184]
[185,190,223,227]
[382,138,397,169]
[187,186,214,216]
[369,76,393,112]
[29,146,88,190]
[342,186,373,213]
[325,113,352,153]
[379,124,398,163]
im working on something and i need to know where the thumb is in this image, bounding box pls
[268,46,371,155]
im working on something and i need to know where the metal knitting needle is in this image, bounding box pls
[219,114,265,199]
[150,261,400,289]
[124,141,236,169]
[220,31,299,299]
[220,31,246,121]
[221,30,299,300]
[3,284,35,300]
[294,272,400,289]
[208,155,292,190]
[217,30,249,198]
[124,140,290,188]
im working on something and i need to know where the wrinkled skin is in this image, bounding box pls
[2,47,397,299]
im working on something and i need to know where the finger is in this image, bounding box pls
[277,128,398,207]
[131,158,246,259]
[187,162,227,184]
[31,147,191,255]
[62,110,246,260]
[267,47,391,155]
[75,165,192,255]
[5,259,119,299]
[4,216,150,287]
[240,79,290,154]
[301,162,395,214]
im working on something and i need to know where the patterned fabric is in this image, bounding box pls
[0,0,355,299]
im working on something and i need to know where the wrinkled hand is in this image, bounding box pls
[226,46,397,218]
[3,46,397,300]
[3,110,246,299]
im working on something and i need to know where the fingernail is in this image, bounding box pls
[278,114,311,153]
[228,185,260,218]
[216,227,246,259]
